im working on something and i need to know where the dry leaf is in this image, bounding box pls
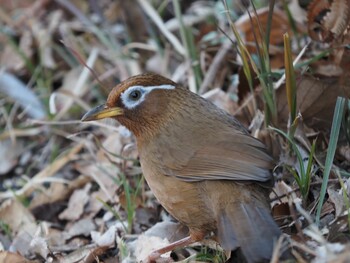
[134,235,171,262]
[236,7,305,52]
[0,251,39,263]
[91,225,116,247]
[0,199,36,236]
[29,175,90,210]
[202,88,237,115]
[327,188,344,217]
[29,225,49,259]
[0,139,23,175]
[0,30,33,72]
[277,74,350,130]
[67,218,96,238]
[308,0,350,42]
[0,72,46,119]
[59,183,91,221]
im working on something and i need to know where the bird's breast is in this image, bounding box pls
[139,151,215,231]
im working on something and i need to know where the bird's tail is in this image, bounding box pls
[217,203,281,263]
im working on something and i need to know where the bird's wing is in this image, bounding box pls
[161,132,274,184]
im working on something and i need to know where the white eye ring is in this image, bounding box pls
[121,84,175,109]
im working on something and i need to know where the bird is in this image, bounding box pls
[82,73,282,262]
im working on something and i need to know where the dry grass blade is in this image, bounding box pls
[0,142,84,199]
[283,33,297,126]
[137,0,185,56]
[54,48,99,119]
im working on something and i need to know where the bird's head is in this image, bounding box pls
[81,73,181,137]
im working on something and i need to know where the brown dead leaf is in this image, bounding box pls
[271,181,294,226]
[52,68,88,117]
[83,245,111,263]
[53,47,99,120]
[328,188,344,217]
[133,207,159,234]
[0,251,39,263]
[29,175,91,210]
[277,74,350,130]
[236,6,305,57]
[0,139,23,175]
[91,225,116,247]
[307,0,350,42]
[272,203,291,226]
[76,162,119,203]
[132,221,189,261]
[320,200,336,222]
[271,181,294,207]
[1,200,38,257]
[97,129,134,164]
[53,244,94,263]
[66,218,96,238]
[202,88,237,115]
[85,189,110,217]
[0,199,36,236]
[338,145,350,162]
[19,142,84,198]
[328,213,349,241]
[59,183,91,221]
[30,10,62,69]
[0,30,33,72]
[29,225,49,259]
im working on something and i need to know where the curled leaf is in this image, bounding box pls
[308,0,350,42]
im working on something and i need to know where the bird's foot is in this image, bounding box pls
[141,234,201,263]
[146,251,161,262]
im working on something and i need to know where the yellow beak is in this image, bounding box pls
[81,104,123,121]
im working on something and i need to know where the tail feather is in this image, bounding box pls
[217,203,281,263]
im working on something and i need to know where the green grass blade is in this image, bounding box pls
[265,0,275,52]
[97,197,128,232]
[316,97,346,225]
[120,172,135,234]
[282,0,300,49]
[270,127,305,177]
[304,140,316,198]
[223,0,257,111]
[172,0,202,89]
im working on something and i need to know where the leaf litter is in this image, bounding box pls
[0,0,349,262]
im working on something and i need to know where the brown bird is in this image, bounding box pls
[82,73,281,262]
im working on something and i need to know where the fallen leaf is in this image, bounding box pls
[0,199,36,236]
[277,74,350,130]
[91,225,116,247]
[0,30,33,72]
[0,139,23,175]
[328,188,344,217]
[0,251,39,263]
[59,183,91,221]
[0,72,46,119]
[66,218,96,238]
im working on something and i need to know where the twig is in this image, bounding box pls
[199,41,232,94]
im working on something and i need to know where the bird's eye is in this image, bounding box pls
[129,90,142,101]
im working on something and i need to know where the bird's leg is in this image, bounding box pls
[147,231,205,262]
